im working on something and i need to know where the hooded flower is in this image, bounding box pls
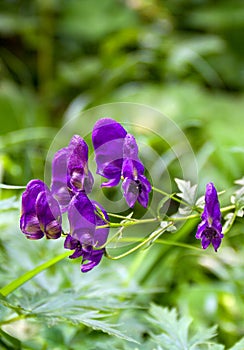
[64,192,109,272]
[51,135,94,211]
[195,182,223,252]
[92,118,127,187]
[92,118,151,207]
[122,134,151,208]
[20,179,62,239]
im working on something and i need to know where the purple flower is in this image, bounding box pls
[64,192,109,272]
[20,179,62,240]
[92,118,127,187]
[122,134,151,208]
[196,182,223,252]
[51,135,94,211]
[92,118,151,207]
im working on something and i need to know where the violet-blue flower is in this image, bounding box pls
[92,118,127,187]
[20,179,62,240]
[64,192,109,272]
[195,182,223,252]
[51,135,94,211]
[122,134,151,208]
[92,118,151,207]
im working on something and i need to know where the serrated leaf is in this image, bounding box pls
[175,178,197,205]
[5,287,139,344]
[229,337,244,350]
[146,304,219,350]
[189,325,218,348]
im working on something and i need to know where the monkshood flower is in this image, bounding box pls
[64,192,109,272]
[122,134,151,208]
[195,182,224,252]
[92,118,127,187]
[51,135,94,211]
[92,118,151,207]
[20,179,62,240]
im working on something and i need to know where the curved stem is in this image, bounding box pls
[105,223,173,260]
[152,186,191,207]
[221,205,235,213]
[110,236,201,251]
[97,217,158,230]
[0,251,70,297]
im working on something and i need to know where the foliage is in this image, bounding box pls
[0,0,243,349]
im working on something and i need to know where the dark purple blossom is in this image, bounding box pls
[195,182,223,252]
[92,118,151,207]
[122,134,151,208]
[92,118,127,187]
[20,179,62,240]
[51,135,94,211]
[64,192,109,272]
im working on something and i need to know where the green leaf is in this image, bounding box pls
[146,304,219,350]
[175,178,197,206]
[0,329,21,350]
[229,337,244,350]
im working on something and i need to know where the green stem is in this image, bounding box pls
[97,217,158,230]
[0,251,70,297]
[0,314,32,326]
[152,186,191,207]
[107,212,136,221]
[0,184,26,189]
[105,223,173,260]
[115,236,201,251]
[221,205,235,213]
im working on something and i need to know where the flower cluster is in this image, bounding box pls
[20,118,151,272]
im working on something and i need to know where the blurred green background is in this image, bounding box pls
[0,0,244,349]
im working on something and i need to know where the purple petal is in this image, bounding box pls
[92,118,127,149]
[195,220,208,239]
[137,175,151,208]
[51,136,94,207]
[35,191,62,239]
[100,175,121,188]
[205,182,221,222]
[92,201,109,247]
[20,180,46,239]
[64,235,84,259]
[64,234,79,250]
[122,178,139,208]
[92,118,127,186]
[51,148,72,211]
[21,179,46,215]
[201,234,211,250]
[68,135,94,193]
[81,249,105,273]
[20,213,44,239]
[212,235,223,252]
[68,192,96,244]
[123,134,139,159]
[122,135,145,178]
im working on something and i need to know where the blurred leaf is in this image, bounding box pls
[0,329,21,350]
[147,304,219,350]
[229,337,244,350]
